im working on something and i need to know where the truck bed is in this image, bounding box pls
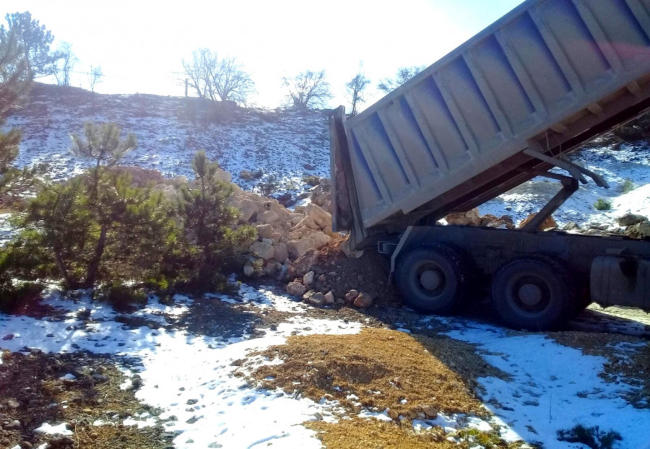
[332,0,650,248]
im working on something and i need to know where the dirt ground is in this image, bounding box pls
[0,350,172,449]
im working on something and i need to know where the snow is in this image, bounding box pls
[442,320,650,449]
[34,422,73,436]
[479,144,650,227]
[0,284,360,449]
[0,212,15,246]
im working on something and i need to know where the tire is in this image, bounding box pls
[395,245,469,314]
[491,258,572,330]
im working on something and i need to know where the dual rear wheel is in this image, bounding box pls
[395,244,575,330]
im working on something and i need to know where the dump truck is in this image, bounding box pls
[330,0,650,329]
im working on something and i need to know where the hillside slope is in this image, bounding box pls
[6,83,330,201]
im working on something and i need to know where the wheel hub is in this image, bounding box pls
[420,269,443,291]
[518,283,543,306]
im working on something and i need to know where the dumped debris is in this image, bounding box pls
[248,328,488,420]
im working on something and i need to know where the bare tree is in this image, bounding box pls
[346,72,370,116]
[377,66,424,93]
[88,65,103,92]
[182,48,254,104]
[53,42,77,86]
[283,70,332,109]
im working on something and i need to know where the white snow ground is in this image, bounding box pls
[0,285,359,449]
[436,317,650,448]
[2,284,649,448]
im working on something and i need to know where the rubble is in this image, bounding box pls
[618,213,648,227]
[445,208,481,226]
[302,271,315,286]
[518,213,558,230]
[286,281,307,297]
[353,292,374,309]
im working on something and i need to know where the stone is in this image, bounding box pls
[353,292,373,308]
[255,224,274,239]
[259,209,281,225]
[305,291,325,306]
[309,231,331,248]
[273,242,289,263]
[243,263,255,277]
[250,240,275,260]
[5,419,21,430]
[291,250,319,275]
[341,239,364,259]
[7,398,19,408]
[303,271,315,286]
[563,221,580,231]
[480,214,515,229]
[286,281,307,297]
[264,260,282,277]
[617,213,648,227]
[344,289,359,304]
[324,291,335,305]
[230,197,259,223]
[310,180,332,212]
[626,221,650,239]
[445,208,481,226]
[287,239,315,259]
[305,203,332,232]
[518,213,558,230]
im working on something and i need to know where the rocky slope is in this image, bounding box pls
[6,83,330,202]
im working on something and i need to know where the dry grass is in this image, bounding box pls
[249,327,488,420]
[305,418,455,449]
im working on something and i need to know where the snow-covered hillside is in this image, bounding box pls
[6,84,330,200]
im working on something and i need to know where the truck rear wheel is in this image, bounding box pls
[491,258,571,330]
[395,245,469,314]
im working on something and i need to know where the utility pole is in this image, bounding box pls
[185,79,189,97]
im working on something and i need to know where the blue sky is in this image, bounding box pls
[1,0,524,109]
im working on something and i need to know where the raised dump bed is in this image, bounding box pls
[331,0,650,329]
[332,0,650,248]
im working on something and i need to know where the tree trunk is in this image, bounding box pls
[84,223,108,289]
[53,248,75,289]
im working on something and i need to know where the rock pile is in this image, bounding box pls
[229,187,336,280]
[444,208,515,229]
[285,269,375,309]
[617,213,650,239]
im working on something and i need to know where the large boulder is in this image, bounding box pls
[256,224,274,239]
[353,292,374,308]
[518,214,557,230]
[250,240,275,260]
[310,180,332,212]
[617,213,648,227]
[286,281,307,297]
[273,242,289,263]
[445,208,481,226]
[287,232,331,259]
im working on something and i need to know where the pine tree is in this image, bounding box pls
[0,25,32,195]
[176,151,255,290]
[68,123,137,288]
